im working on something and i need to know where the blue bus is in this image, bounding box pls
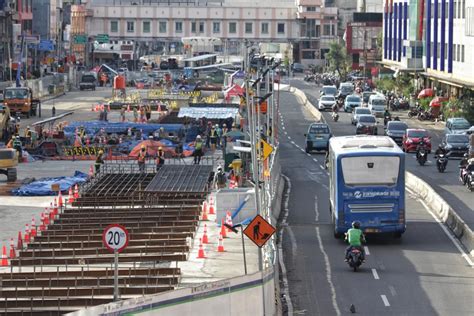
[328,135,406,238]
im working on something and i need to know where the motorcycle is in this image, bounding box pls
[436,154,448,173]
[347,248,364,272]
[459,166,469,185]
[408,107,420,118]
[383,115,391,126]
[417,148,428,166]
[332,111,339,122]
[467,171,474,191]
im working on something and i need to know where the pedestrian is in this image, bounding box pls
[52,105,56,117]
[95,150,104,174]
[193,135,204,165]
[139,106,146,123]
[214,166,226,189]
[145,104,152,121]
[155,146,165,171]
[137,145,147,173]
[209,125,217,151]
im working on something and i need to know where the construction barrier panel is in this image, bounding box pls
[69,267,276,316]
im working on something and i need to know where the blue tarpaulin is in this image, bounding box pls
[63,121,184,138]
[11,171,88,196]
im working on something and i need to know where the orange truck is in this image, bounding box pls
[3,87,40,118]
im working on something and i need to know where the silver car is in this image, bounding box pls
[351,107,372,125]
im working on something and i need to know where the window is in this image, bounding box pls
[245,22,253,34]
[457,44,461,61]
[261,22,269,34]
[175,21,183,33]
[213,22,220,33]
[323,24,331,36]
[462,0,465,18]
[199,21,205,33]
[191,22,197,33]
[110,21,118,33]
[143,21,151,33]
[277,23,285,34]
[307,6,316,11]
[159,21,167,33]
[302,51,315,59]
[453,44,457,61]
[462,44,465,62]
[229,22,237,34]
[127,21,134,33]
[341,156,400,186]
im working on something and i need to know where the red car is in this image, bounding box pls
[402,128,432,152]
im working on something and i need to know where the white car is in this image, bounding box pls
[318,96,336,111]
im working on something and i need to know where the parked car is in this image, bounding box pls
[304,123,332,152]
[402,128,432,152]
[291,63,305,73]
[318,95,337,111]
[440,133,470,157]
[445,117,471,134]
[351,107,372,125]
[385,121,408,145]
[356,115,378,135]
[320,85,338,97]
[344,94,362,112]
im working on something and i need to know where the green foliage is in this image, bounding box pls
[443,98,474,122]
[326,41,351,80]
[418,97,433,110]
[374,78,395,92]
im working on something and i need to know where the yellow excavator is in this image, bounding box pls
[0,105,17,182]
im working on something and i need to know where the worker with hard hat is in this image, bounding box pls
[95,149,105,174]
[138,144,147,172]
[193,135,204,165]
[156,146,165,171]
[13,135,22,162]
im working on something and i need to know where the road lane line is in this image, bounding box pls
[287,226,298,258]
[315,227,341,316]
[364,246,370,255]
[314,196,319,222]
[381,295,390,307]
[406,188,474,267]
[371,268,380,280]
[312,158,318,162]
[389,285,397,297]
[319,164,325,170]
[282,126,286,130]
[279,175,294,315]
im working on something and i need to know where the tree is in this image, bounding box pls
[326,41,351,80]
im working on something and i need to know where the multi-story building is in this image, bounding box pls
[295,0,338,66]
[357,0,384,13]
[422,0,474,96]
[84,0,338,67]
[32,0,63,42]
[325,0,357,36]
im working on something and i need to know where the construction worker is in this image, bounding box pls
[120,106,126,122]
[155,146,165,171]
[95,150,104,174]
[13,136,22,162]
[193,135,204,165]
[145,104,152,121]
[139,106,146,123]
[24,126,32,147]
[133,106,138,123]
[138,145,147,173]
[209,125,217,151]
[214,165,226,189]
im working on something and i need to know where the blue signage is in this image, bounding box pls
[38,40,55,52]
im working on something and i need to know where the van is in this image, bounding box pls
[368,94,386,117]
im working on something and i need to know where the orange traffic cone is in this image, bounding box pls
[17,231,23,250]
[49,203,55,220]
[74,184,79,199]
[208,203,215,215]
[225,211,233,232]
[30,217,37,237]
[39,213,46,232]
[201,204,208,221]
[220,218,227,238]
[197,238,206,259]
[58,191,63,208]
[217,232,225,252]
[24,224,30,244]
[68,187,74,203]
[202,224,209,244]
[44,208,50,225]
[53,199,58,215]
[1,245,8,266]
[202,201,208,215]
[209,196,214,207]
[9,238,16,259]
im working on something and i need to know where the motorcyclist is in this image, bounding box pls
[416,139,428,160]
[345,221,366,262]
[459,153,469,169]
[434,144,447,157]
[383,109,392,125]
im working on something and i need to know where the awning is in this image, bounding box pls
[420,72,474,89]
[178,107,239,119]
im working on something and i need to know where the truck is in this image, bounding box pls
[3,87,40,118]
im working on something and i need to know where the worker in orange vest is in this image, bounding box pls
[137,145,147,173]
[155,146,165,171]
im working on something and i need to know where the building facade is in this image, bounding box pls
[84,0,339,66]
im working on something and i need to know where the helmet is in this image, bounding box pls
[215,124,219,128]
[352,221,361,229]
[217,165,222,171]
[158,147,162,150]
[196,135,202,140]
[141,145,146,149]
[98,150,104,155]
[464,153,469,158]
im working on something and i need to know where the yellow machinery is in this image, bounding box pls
[0,148,18,182]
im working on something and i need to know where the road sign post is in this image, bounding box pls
[102,224,129,302]
[225,223,248,275]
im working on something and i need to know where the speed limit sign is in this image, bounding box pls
[102,224,129,253]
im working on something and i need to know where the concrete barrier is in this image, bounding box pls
[289,88,474,256]
[406,172,474,256]
[68,267,276,316]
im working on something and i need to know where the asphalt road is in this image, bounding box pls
[278,89,474,315]
[291,79,474,231]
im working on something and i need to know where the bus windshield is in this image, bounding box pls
[341,156,400,186]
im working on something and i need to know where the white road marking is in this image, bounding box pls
[388,285,397,297]
[364,246,370,255]
[381,295,390,307]
[371,268,380,280]
[282,126,286,130]
[290,140,296,145]
[406,187,474,267]
[319,164,325,170]
[306,153,311,157]
[312,158,318,163]
[287,226,298,258]
[315,227,341,316]
[279,175,294,315]
[284,131,288,135]
[314,196,319,222]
